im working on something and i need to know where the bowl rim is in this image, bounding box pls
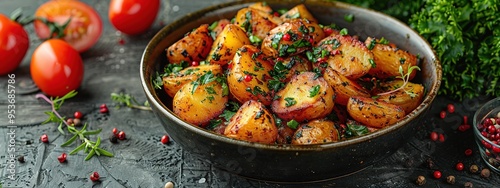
[140,0,442,151]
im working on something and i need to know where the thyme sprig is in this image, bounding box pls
[36,91,113,160]
[377,65,421,97]
[111,92,152,111]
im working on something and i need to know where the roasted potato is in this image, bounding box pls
[292,119,339,145]
[227,45,274,105]
[323,67,370,105]
[273,55,312,83]
[209,19,231,38]
[166,24,213,64]
[272,72,335,123]
[347,96,405,128]
[173,72,228,127]
[280,4,318,23]
[262,19,325,58]
[365,37,418,80]
[277,125,295,144]
[327,104,348,124]
[206,24,251,66]
[224,100,278,144]
[248,2,273,14]
[162,64,223,97]
[234,8,282,40]
[317,33,373,79]
[372,80,425,114]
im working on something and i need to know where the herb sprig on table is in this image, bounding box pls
[36,91,113,160]
[336,0,499,100]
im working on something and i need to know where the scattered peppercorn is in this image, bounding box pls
[480,168,490,178]
[74,111,83,119]
[73,118,82,127]
[57,153,67,163]
[430,132,438,141]
[40,134,49,143]
[17,155,25,163]
[112,128,118,135]
[282,33,291,41]
[99,107,109,114]
[66,118,74,126]
[404,158,414,168]
[433,170,442,179]
[488,158,499,166]
[446,175,455,184]
[440,111,446,119]
[244,74,253,82]
[109,134,118,144]
[456,162,464,171]
[470,164,479,173]
[90,171,100,182]
[26,140,32,145]
[118,131,126,140]
[415,175,426,186]
[464,182,473,188]
[164,181,174,188]
[447,104,455,113]
[191,61,199,66]
[161,135,170,144]
[439,133,445,142]
[426,158,435,169]
[464,149,472,156]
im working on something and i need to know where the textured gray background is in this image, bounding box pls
[0,0,499,187]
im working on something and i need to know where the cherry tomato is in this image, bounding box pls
[34,0,103,52]
[31,39,84,97]
[109,0,160,35]
[0,14,29,75]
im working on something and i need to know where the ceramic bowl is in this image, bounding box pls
[140,0,441,182]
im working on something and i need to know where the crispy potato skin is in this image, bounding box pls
[162,65,223,97]
[365,37,418,80]
[227,45,274,105]
[173,76,228,127]
[318,33,373,79]
[248,2,273,13]
[280,4,318,23]
[207,24,251,66]
[272,72,335,122]
[347,96,405,128]
[235,8,282,40]
[262,19,325,58]
[224,100,278,144]
[292,119,339,145]
[166,24,213,64]
[372,80,425,114]
[210,19,231,38]
[323,67,370,106]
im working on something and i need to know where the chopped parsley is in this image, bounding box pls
[344,14,355,23]
[287,120,300,129]
[309,85,321,97]
[284,97,297,107]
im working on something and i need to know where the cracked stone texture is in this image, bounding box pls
[1,0,500,187]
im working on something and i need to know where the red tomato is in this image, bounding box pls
[0,14,29,75]
[109,0,160,35]
[34,0,102,52]
[31,39,84,97]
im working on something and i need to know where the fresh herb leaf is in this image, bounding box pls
[284,97,297,107]
[287,120,300,129]
[309,85,321,97]
[344,14,355,23]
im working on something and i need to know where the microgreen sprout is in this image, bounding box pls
[377,65,420,97]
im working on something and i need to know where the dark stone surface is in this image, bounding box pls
[0,0,499,187]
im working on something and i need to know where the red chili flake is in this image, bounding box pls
[464,149,473,156]
[308,37,314,44]
[331,49,340,55]
[40,134,49,143]
[161,135,170,144]
[118,38,126,45]
[282,33,291,41]
[439,133,445,142]
[458,125,466,132]
[191,61,199,66]
[74,111,83,119]
[244,74,253,82]
[90,171,100,182]
[227,63,233,69]
[433,170,442,179]
[447,104,455,113]
[273,12,280,17]
[456,162,464,171]
[57,153,67,163]
[439,111,446,119]
[430,131,438,141]
[324,27,333,36]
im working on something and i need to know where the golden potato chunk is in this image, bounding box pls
[273,55,312,83]
[318,33,373,79]
[347,96,405,128]
[372,80,425,114]
[292,119,339,145]
[262,19,324,58]
[365,37,418,80]
[272,72,335,123]
[248,2,273,14]
[166,24,213,64]
[162,64,223,97]
[209,19,231,38]
[224,100,278,144]
[207,24,251,66]
[173,71,228,127]
[234,8,282,40]
[280,4,318,23]
[323,67,370,106]
[227,45,274,105]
